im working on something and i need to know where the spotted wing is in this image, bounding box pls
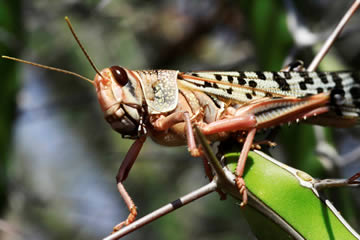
[178,71,360,117]
[136,70,179,114]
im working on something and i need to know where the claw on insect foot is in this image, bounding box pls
[189,147,201,157]
[252,144,261,150]
[113,223,125,233]
[112,205,137,233]
[235,177,248,207]
[249,140,276,150]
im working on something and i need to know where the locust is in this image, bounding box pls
[3,17,360,233]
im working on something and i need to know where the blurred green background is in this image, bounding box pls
[1,0,360,239]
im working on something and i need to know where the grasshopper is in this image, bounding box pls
[3,17,360,232]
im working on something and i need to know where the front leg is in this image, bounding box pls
[152,111,200,156]
[113,135,146,232]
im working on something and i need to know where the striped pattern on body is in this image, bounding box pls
[179,71,360,118]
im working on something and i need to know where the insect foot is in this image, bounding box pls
[189,147,202,157]
[251,140,277,149]
[235,177,248,207]
[112,205,137,233]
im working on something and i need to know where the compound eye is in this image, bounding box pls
[110,66,129,86]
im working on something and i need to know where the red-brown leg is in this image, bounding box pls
[113,183,137,231]
[113,136,146,232]
[183,112,199,156]
[154,112,259,204]
[116,136,147,182]
[197,114,258,205]
[153,111,230,199]
[200,114,257,134]
[236,134,277,149]
[235,128,256,207]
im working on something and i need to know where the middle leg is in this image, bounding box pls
[198,113,258,206]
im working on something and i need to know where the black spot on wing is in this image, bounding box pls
[317,72,329,84]
[273,72,290,91]
[237,72,247,85]
[239,72,247,78]
[191,73,199,77]
[297,72,314,91]
[304,77,314,84]
[246,93,252,99]
[204,81,212,88]
[316,88,324,93]
[331,72,343,89]
[299,72,307,78]
[299,82,307,90]
[227,75,234,83]
[283,72,291,79]
[215,74,222,80]
[227,88,233,94]
[255,71,266,80]
[238,78,246,85]
[249,80,257,88]
[350,86,360,99]
[203,80,220,89]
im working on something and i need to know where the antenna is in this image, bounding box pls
[2,55,94,84]
[64,16,104,79]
